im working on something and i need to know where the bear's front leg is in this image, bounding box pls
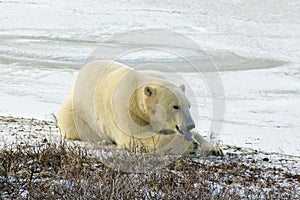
[191,131,223,156]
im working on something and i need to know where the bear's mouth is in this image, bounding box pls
[176,125,192,141]
[158,129,176,135]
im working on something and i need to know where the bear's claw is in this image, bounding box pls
[203,147,224,157]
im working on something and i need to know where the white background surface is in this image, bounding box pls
[0,0,299,155]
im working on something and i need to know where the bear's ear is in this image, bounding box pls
[179,84,185,92]
[144,86,156,97]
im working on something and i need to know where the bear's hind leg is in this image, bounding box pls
[57,97,80,140]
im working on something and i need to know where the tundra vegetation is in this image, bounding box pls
[0,116,299,199]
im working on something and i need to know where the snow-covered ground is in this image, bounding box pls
[0,0,299,155]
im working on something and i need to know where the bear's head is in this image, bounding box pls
[141,83,195,140]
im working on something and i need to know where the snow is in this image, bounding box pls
[0,0,299,156]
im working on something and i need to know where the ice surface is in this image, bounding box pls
[0,0,299,155]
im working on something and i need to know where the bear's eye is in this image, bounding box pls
[173,105,180,110]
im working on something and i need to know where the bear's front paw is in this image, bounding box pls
[200,146,224,157]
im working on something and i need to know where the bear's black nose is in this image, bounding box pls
[187,124,195,131]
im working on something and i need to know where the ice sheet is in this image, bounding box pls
[0,0,299,155]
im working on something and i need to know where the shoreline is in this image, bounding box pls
[1,115,299,158]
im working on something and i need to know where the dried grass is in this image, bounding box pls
[0,116,299,199]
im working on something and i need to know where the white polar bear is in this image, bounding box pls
[57,60,222,156]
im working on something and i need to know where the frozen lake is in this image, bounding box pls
[0,0,299,156]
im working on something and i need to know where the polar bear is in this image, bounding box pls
[57,60,222,156]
